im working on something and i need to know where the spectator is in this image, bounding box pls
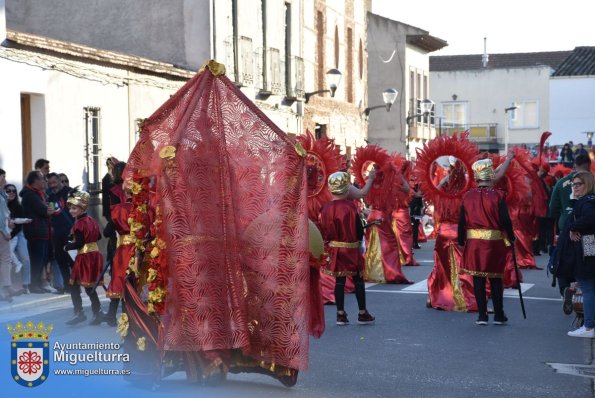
[47,173,75,294]
[20,170,55,294]
[574,143,589,159]
[561,171,595,338]
[59,173,70,188]
[0,169,14,301]
[5,183,31,294]
[34,158,50,177]
[549,154,592,296]
[560,144,574,165]
[101,157,119,266]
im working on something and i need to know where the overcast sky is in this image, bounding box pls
[372,0,595,55]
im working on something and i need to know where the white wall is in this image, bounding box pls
[550,77,595,146]
[0,53,183,189]
[431,65,552,148]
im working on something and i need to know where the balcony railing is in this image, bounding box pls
[442,123,498,143]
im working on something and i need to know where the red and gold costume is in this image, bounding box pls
[106,184,134,299]
[296,131,352,303]
[69,215,103,287]
[121,61,314,386]
[413,133,478,311]
[351,145,412,284]
[319,199,363,276]
[365,209,412,283]
[459,188,512,278]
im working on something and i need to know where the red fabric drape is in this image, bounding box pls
[124,64,311,371]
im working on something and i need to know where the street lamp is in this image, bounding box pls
[305,68,342,103]
[584,131,594,147]
[363,88,399,117]
[405,99,434,159]
[503,104,519,153]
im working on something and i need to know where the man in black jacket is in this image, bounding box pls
[20,171,55,293]
[47,173,75,294]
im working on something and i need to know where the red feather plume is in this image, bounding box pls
[550,163,572,179]
[412,133,478,223]
[511,146,548,217]
[352,144,403,213]
[296,130,346,220]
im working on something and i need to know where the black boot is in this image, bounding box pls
[66,311,87,325]
[105,299,119,327]
[90,311,105,326]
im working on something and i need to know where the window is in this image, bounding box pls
[334,25,339,69]
[442,102,467,127]
[346,27,353,103]
[284,2,291,96]
[84,107,101,192]
[316,11,324,91]
[358,39,363,80]
[509,100,539,129]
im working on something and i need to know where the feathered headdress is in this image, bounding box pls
[550,163,572,179]
[489,153,530,207]
[295,130,346,219]
[352,144,403,213]
[511,146,548,217]
[412,133,478,222]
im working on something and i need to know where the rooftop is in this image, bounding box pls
[552,47,595,77]
[430,50,572,72]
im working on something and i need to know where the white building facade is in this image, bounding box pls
[430,51,571,152]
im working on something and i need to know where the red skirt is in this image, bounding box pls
[70,251,104,287]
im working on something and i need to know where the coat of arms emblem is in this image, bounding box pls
[7,321,53,387]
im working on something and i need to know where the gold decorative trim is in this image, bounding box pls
[136,336,146,351]
[328,240,360,249]
[116,314,129,337]
[78,242,99,254]
[294,141,307,157]
[460,268,503,278]
[466,229,504,240]
[159,145,176,160]
[203,59,226,76]
[321,267,358,277]
[449,243,467,312]
[117,234,135,247]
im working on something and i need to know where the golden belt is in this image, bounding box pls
[117,234,135,247]
[78,242,99,254]
[466,229,511,247]
[328,240,360,249]
[466,229,503,240]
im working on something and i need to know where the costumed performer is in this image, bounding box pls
[104,161,134,326]
[64,188,104,326]
[458,159,516,325]
[320,170,377,325]
[414,134,478,311]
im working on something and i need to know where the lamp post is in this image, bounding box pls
[304,68,342,103]
[503,104,519,153]
[363,88,399,117]
[584,131,594,147]
[405,99,434,159]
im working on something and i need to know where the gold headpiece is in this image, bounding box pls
[472,159,495,182]
[328,171,351,195]
[67,188,90,211]
[7,321,53,341]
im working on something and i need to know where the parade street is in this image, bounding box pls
[1,244,592,398]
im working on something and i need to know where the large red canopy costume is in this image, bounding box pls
[122,60,314,385]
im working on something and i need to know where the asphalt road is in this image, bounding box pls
[1,244,592,398]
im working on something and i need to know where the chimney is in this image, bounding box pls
[482,37,489,68]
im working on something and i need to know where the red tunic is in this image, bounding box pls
[391,207,418,266]
[460,188,510,278]
[107,201,134,298]
[319,199,363,276]
[70,216,104,287]
[364,209,412,284]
